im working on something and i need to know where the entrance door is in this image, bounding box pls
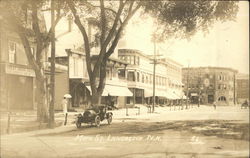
[208,95,214,103]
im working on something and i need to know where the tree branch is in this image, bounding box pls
[92,0,125,77]
[100,0,106,46]
[105,2,141,59]
[31,1,43,63]
[66,0,95,88]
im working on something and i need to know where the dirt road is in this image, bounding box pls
[1,106,249,158]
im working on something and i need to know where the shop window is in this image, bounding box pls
[8,41,16,63]
[126,97,132,104]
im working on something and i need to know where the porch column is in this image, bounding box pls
[133,88,136,106]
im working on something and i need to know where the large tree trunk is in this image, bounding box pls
[36,77,49,122]
[91,91,102,105]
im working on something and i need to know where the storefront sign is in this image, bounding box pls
[5,64,35,77]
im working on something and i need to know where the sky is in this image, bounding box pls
[121,1,249,74]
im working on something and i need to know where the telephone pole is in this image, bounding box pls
[186,60,190,109]
[152,40,156,113]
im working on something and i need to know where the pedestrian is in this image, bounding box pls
[62,97,68,125]
[213,101,217,110]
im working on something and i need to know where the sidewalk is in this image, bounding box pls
[0,111,78,135]
[1,104,247,135]
[0,105,162,135]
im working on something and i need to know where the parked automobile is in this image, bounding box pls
[75,105,113,128]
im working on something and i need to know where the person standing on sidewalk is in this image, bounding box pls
[62,97,68,125]
[213,101,217,110]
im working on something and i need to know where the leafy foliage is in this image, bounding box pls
[142,0,239,41]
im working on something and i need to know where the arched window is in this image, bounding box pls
[218,96,226,101]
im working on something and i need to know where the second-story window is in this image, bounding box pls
[8,41,16,63]
[127,71,135,81]
[131,56,135,65]
[73,57,78,76]
[137,72,140,82]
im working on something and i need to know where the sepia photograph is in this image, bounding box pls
[0,0,249,158]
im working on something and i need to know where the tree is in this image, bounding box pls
[65,0,238,105]
[0,0,65,122]
[66,0,141,104]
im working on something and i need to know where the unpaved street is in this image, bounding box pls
[1,106,249,158]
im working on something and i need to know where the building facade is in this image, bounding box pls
[56,49,132,110]
[182,67,237,105]
[236,73,249,103]
[118,49,184,106]
[0,26,37,110]
[0,13,69,111]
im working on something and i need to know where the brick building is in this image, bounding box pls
[182,67,237,106]
[236,73,249,103]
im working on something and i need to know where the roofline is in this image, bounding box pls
[118,48,182,67]
[65,49,129,65]
[182,66,238,73]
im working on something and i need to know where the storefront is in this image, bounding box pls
[1,63,35,110]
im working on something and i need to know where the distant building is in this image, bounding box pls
[182,67,237,106]
[118,49,184,106]
[236,73,249,103]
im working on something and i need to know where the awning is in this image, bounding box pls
[171,80,183,86]
[105,85,133,96]
[86,86,109,96]
[166,91,179,99]
[86,85,133,96]
[144,89,153,98]
[144,89,167,98]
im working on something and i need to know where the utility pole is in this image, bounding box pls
[152,38,156,113]
[49,0,55,128]
[198,68,201,108]
[186,61,190,109]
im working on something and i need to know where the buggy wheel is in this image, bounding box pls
[95,116,101,127]
[76,117,81,128]
[107,115,112,125]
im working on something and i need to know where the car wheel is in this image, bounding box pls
[76,117,81,128]
[95,116,101,127]
[107,115,112,125]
